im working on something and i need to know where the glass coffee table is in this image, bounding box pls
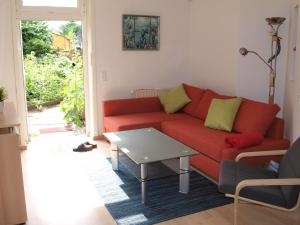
[103,128,198,204]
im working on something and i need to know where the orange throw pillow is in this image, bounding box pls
[194,89,234,120]
[182,83,205,117]
[225,132,263,149]
[233,99,280,136]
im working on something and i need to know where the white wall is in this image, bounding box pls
[188,0,240,95]
[236,0,289,110]
[95,0,191,101]
[0,0,17,104]
[0,0,292,137]
[188,0,289,105]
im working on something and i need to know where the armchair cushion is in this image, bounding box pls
[278,137,300,208]
[219,160,286,207]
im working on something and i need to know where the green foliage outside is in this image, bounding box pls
[61,53,85,128]
[59,21,82,49]
[21,21,53,57]
[0,87,8,102]
[25,53,71,107]
[59,21,82,36]
[23,21,85,128]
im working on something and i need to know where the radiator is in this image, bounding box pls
[131,88,165,98]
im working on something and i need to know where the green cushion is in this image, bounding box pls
[204,98,242,132]
[159,85,191,114]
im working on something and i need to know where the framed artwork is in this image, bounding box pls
[122,14,160,50]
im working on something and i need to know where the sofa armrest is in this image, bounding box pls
[103,97,163,116]
[222,138,290,161]
[235,150,287,162]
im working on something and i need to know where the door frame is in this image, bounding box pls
[285,0,300,141]
[10,0,98,145]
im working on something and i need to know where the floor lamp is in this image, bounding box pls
[239,17,285,104]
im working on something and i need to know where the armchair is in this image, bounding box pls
[218,137,300,225]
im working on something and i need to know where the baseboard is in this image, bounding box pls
[93,135,106,141]
[19,145,27,151]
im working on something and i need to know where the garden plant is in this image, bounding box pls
[22,21,85,128]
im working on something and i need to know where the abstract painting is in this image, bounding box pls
[123,15,160,50]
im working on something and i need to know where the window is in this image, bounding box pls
[16,0,82,21]
[22,0,78,8]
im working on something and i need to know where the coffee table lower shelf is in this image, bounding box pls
[110,145,191,204]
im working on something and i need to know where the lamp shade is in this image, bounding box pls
[239,48,248,56]
[266,17,286,26]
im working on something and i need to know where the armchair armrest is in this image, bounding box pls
[235,150,287,162]
[231,178,300,225]
[235,178,300,196]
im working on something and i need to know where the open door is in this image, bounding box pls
[11,0,98,145]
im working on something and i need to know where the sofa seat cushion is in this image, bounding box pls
[104,112,192,132]
[219,160,286,207]
[161,118,232,162]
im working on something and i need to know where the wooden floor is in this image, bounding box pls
[21,132,299,225]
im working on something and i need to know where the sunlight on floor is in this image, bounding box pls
[22,132,110,224]
[118,213,148,224]
[20,131,298,225]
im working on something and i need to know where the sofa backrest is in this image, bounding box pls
[265,117,285,139]
[182,83,205,117]
[193,89,234,120]
[278,137,300,208]
[232,98,280,136]
[103,97,163,117]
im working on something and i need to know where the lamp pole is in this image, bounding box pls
[239,17,285,104]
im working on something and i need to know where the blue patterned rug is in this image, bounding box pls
[78,153,232,225]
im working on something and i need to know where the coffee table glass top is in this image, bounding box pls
[103,128,198,165]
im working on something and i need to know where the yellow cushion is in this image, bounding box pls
[204,98,242,132]
[159,85,191,114]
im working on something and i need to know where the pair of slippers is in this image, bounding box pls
[73,142,97,152]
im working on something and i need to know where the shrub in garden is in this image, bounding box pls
[21,21,53,57]
[0,86,8,102]
[25,53,72,108]
[60,52,85,128]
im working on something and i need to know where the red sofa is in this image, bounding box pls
[102,85,290,181]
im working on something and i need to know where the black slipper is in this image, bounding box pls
[73,143,93,152]
[84,141,97,149]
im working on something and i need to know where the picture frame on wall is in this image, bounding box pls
[122,14,160,50]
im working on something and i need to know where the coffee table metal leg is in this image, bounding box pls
[179,156,190,194]
[111,143,119,171]
[141,163,147,204]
